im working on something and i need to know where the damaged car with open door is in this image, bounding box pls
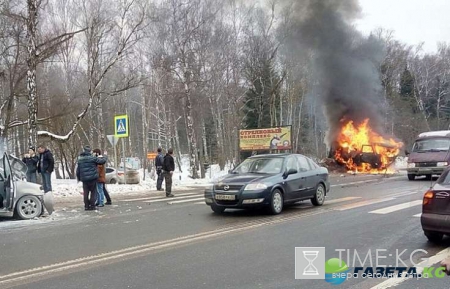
[0,153,54,220]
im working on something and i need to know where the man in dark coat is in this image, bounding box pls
[23,146,39,183]
[76,145,106,210]
[163,148,175,197]
[155,147,165,191]
[37,145,55,193]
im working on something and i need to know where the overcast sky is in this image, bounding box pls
[355,0,450,53]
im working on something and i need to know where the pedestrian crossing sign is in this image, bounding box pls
[114,115,129,138]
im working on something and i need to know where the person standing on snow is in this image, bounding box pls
[163,148,175,198]
[37,145,55,193]
[93,149,107,207]
[23,147,39,183]
[76,146,106,210]
[155,147,165,191]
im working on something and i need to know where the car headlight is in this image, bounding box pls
[407,162,416,168]
[244,183,268,191]
[437,162,448,167]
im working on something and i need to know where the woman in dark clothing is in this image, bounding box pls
[22,147,39,183]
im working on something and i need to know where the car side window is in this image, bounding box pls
[106,168,114,173]
[296,156,311,172]
[307,158,319,169]
[285,156,299,172]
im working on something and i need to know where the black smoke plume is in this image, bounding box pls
[283,0,386,146]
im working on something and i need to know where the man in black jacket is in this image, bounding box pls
[155,147,165,191]
[163,148,175,197]
[37,145,55,193]
[76,145,107,210]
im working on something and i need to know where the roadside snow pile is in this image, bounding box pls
[49,155,232,200]
[394,156,407,170]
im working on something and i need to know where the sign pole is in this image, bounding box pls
[122,138,127,185]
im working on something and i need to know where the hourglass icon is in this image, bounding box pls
[303,251,319,275]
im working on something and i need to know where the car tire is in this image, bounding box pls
[110,178,117,184]
[211,204,225,214]
[268,189,283,215]
[407,174,415,181]
[424,230,443,243]
[15,196,43,220]
[311,184,326,206]
[425,174,432,181]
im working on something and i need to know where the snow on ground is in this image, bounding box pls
[393,156,408,170]
[51,155,232,200]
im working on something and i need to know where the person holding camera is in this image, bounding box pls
[22,147,39,183]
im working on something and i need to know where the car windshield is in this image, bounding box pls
[232,157,284,174]
[437,170,450,184]
[412,138,450,152]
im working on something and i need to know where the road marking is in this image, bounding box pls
[368,200,423,214]
[167,197,205,204]
[0,209,330,288]
[389,191,422,198]
[144,194,203,203]
[193,201,205,205]
[413,213,422,218]
[120,193,198,202]
[371,247,450,289]
[330,179,379,188]
[335,198,395,211]
[326,197,362,204]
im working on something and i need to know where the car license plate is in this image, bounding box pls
[215,194,235,200]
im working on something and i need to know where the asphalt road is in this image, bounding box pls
[1,174,449,289]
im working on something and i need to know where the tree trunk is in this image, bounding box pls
[26,0,39,148]
[184,87,199,179]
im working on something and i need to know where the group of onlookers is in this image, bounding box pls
[155,147,175,198]
[76,146,112,210]
[22,145,54,193]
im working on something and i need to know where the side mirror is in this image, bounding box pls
[283,169,298,178]
[405,150,410,156]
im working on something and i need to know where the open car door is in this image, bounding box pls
[2,153,16,210]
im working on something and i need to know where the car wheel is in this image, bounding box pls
[110,178,117,184]
[211,204,225,214]
[268,189,283,215]
[407,174,415,181]
[15,196,42,220]
[424,230,443,243]
[311,183,326,206]
[425,174,432,181]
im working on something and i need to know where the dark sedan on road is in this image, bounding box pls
[421,167,450,242]
[204,154,330,214]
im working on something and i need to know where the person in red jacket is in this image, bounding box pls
[93,149,106,207]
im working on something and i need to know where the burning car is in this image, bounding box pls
[332,119,403,173]
[0,153,54,220]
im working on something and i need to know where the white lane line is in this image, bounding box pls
[335,198,396,211]
[371,247,450,289]
[144,194,203,203]
[121,193,198,202]
[193,201,205,205]
[330,179,378,188]
[413,213,422,218]
[368,200,423,214]
[168,197,205,204]
[389,191,422,198]
[326,197,362,204]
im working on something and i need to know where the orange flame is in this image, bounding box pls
[334,119,403,174]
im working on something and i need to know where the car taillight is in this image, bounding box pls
[423,190,434,205]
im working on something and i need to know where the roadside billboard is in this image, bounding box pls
[239,126,292,151]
